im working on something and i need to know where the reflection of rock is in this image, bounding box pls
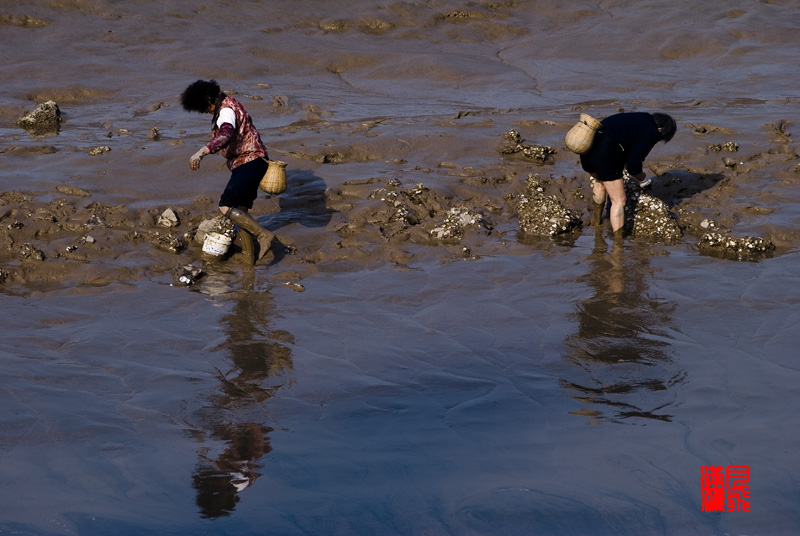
[517,174,581,237]
[499,129,555,163]
[17,101,61,134]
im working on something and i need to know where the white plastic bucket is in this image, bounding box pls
[202,232,232,258]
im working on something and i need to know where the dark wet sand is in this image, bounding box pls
[2,1,800,534]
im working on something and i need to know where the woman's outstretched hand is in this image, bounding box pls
[189,147,208,170]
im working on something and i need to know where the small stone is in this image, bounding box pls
[157,207,180,228]
[55,184,91,197]
[173,263,203,286]
[284,282,305,292]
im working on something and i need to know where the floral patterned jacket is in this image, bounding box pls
[206,96,268,170]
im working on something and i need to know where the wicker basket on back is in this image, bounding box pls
[565,114,603,154]
[259,160,287,194]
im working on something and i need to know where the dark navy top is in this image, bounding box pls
[600,112,661,176]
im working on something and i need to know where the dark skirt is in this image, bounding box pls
[218,157,268,209]
[579,131,626,182]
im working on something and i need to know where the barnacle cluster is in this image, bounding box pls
[146,230,185,253]
[88,146,112,156]
[19,243,45,261]
[699,232,775,253]
[631,194,682,241]
[499,129,555,163]
[370,182,434,227]
[708,142,739,152]
[429,206,487,241]
[517,175,581,237]
[211,216,236,238]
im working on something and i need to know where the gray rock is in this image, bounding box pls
[157,208,180,228]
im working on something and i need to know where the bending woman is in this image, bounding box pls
[580,112,676,235]
[181,79,275,264]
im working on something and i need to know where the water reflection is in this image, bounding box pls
[562,231,685,423]
[192,283,294,518]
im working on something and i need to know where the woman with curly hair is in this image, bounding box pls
[181,79,275,264]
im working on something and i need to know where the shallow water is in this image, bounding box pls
[2,0,800,534]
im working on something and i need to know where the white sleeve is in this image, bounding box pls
[216,107,236,129]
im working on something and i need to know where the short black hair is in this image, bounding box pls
[652,112,676,143]
[181,79,222,113]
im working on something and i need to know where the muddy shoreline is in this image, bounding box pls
[1,105,794,294]
[3,1,800,533]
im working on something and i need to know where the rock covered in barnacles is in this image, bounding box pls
[708,142,739,152]
[19,243,45,261]
[370,182,444,229]
[17,100,61,134]
[619,172,680,241]
[88,146,111,156]
[429,206,488,241]
[517,174,581,237]
[146,231,185,253]
[631,194,682,241]
[499,129,555,163]
[699,232,775,259]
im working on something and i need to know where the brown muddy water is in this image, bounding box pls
[2,1,800,534]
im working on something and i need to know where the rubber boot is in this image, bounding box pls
[236,229,256,265]
[591,201,605,226]
[227,208,275,262]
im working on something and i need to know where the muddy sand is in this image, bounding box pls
[2,1,800,534]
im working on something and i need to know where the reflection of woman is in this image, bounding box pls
[193,423,272,519]
[581,112,676,235]
[563,235,683,422]
[180,79,275,264]
[192,290,294,519]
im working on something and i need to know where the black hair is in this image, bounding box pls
[651,112,676,143]
[181,79,223,113]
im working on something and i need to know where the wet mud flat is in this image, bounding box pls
[3,0,800,534]
[0,107,795,293]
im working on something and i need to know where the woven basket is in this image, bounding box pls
[565,114,602,154]
[259,160,287,194]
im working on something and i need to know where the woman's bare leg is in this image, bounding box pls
[603,178,626,233]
